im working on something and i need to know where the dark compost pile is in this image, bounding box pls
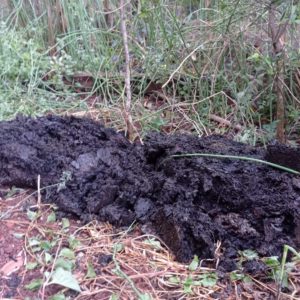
[1,115,300,271]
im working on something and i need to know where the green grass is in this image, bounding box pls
[0,0,299,144]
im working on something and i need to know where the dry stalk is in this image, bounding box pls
[268,3,289,143]
[119,0,135,141]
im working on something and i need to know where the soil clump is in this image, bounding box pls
[1,115,300,271]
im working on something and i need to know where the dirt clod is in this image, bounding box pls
[1,115,300,271]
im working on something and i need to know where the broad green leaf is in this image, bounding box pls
[49,267,81,292]
[25,278,43,291]
[49,294,66,300]
[47,211,56,223]
[188,255,199,271]
[86,262,97,279]
[59,248,75,259]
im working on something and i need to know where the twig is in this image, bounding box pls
[209,114,242,131]
[120,0,135,140]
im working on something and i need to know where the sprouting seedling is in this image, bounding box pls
[167,153,300,175]
[278,245,300,291]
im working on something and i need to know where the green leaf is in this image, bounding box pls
[109,294,119,300]
[86,262,97,279]
[140,294,152,300]
[13,233,25,239]
[55,258,74,271]
[230,271,245,281]
[45,252,53,264]
[28,238,40,247]
[32,246,42,253]
[240,249,258,260]
[25,278,43,291]
[242,275,253,283]
[49,294,66,300]
[188,255,199,271]
[68,235,81,250]
[198,272,218,287]
[27,209,38,221]
[168,276,180,284]
[114,243,124,253]
[62,218,70,229]
[40,240,52,251]
[47,211,56,223]
[26,261,39,270]
[144,238,162,250]
[49,267,81,292]
[59,248,75,260]
[183,276,193,294]
[264,256,280,267]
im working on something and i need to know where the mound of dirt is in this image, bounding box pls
[1,115,300,271]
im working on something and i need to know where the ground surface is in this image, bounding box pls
[1,115,300,275]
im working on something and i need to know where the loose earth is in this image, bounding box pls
[1,115,300,271]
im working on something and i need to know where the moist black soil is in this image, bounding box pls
[1,115,300,271]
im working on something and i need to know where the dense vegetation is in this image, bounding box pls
[0,0,299,144]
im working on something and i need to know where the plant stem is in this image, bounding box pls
[169,153,300,175]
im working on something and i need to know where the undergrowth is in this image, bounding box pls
[0,0,299,144]
[2,188,300,299]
